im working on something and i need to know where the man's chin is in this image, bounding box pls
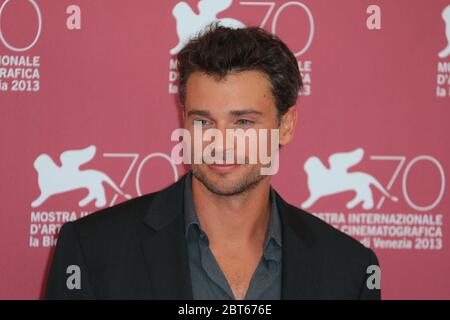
[191,164,265,196]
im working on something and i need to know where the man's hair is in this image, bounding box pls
[177,23,303,118]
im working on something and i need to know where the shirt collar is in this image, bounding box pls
[184,172,202,239]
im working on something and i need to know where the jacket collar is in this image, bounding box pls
[140,172,321,299]
[273,190,322,299]
[139,173,193,299]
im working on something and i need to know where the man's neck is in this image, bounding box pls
[191,174,272,249]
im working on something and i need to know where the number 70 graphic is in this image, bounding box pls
[370,155,445,211]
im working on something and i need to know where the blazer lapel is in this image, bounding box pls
[276,191,323,299]
[136,175,322,300]
[138,174,193,299]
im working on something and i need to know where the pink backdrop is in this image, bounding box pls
[0,0,449,299]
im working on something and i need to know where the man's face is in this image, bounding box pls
[183,70,296,196]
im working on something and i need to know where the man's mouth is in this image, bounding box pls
[207,163,241,173]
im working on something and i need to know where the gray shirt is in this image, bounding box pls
[184,172,282,300]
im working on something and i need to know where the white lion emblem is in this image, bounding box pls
[171,0,245,55]
[439,5,450,58]
[32,145,131,208]
[302,148,398,210]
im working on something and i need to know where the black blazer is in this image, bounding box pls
[45,173,381,299]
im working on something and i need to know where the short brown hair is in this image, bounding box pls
[177,23,302,118]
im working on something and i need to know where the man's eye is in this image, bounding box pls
[236,119,254,126]
[194,119,210,126]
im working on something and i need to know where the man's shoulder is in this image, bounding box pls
[66,190,158,240]
[280,199,380,299]
[281,200,375,263]
[65,174,187,243]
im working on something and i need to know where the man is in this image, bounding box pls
[45,25,380,300]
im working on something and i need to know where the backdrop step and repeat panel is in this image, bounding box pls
[0,0,449,299]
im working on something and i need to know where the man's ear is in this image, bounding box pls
[279,107,297,146]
